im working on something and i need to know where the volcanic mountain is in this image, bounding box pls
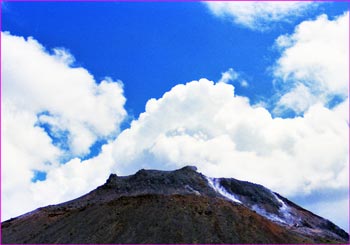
[2,166,349,244]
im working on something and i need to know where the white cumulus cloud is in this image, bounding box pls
[204,1,315,31]
[274,12,349,114]
[1,32,127,220]
[2,32,127,155]
[107,79,348,198]
[275,83,318,114]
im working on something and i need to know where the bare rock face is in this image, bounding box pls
[2,166,349,244]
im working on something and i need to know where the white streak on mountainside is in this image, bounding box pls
[206,177,241,203]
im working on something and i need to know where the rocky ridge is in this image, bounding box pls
[2,166,349,244]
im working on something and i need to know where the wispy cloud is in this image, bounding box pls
[218,68,248,87]
[204,1,316,31]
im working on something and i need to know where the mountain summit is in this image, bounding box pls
[2,166,348,244]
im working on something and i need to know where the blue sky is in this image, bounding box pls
[3,2,347,117]
[2,1,349,231]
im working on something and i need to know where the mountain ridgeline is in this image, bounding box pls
[2,166,349,244]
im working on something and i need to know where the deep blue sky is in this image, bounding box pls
[3,2,347,119]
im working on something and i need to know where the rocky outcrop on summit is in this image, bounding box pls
[2,166,348,244]
[101,165,217,197]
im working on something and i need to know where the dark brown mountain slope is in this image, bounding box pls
[2,166,349,244]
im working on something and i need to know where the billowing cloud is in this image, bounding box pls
[1,32,127,220]
[276,83,318,114]
[109,77,347,230]
[108,79,348,197]
[2,33,127,155]
[273,12,349,114]
[204,1,315,31]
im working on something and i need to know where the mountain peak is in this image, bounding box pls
[106,173,118,185]
[2,166,348,244]
[178,165,198,172]
[99,165,216,199]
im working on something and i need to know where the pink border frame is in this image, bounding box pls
[0,1,349,245]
